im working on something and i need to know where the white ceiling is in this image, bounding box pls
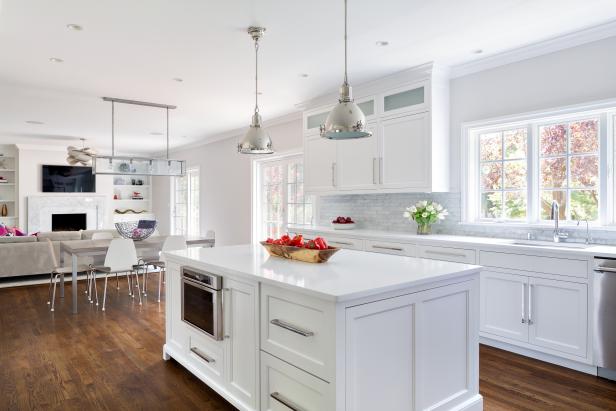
[0,0,615,154]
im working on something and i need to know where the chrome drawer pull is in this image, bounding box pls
[271,392,307,411]
[330,241,353,246]
[424,250,467,258]
[190,347,215,364]
[372,245,404,251]
[595,266,616,273]
[271,319,314,337]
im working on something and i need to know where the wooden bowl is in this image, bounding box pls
[260,241,340,263]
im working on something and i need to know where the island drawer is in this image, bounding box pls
[187,329,225,383]
[325,235,364,251]
[365,239,415,256]
[417,245,476,264]
[260,351,332,411]
[261,284,336,382]
[479,251,587,278]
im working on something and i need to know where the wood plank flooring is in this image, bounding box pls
[1,279,615,410]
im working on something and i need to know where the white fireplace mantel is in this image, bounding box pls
[27,195,107,233]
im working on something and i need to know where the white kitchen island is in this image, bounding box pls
[163,244,483,411]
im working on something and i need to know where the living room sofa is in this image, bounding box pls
[0,229,122,278]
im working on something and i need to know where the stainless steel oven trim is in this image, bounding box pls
[181,274,224,341]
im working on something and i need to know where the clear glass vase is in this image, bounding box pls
[417,223,431,235]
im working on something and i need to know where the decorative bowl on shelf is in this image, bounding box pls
[260,241,340,264]
[115,220,157,241]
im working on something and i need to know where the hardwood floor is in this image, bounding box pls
[1,279,615,411]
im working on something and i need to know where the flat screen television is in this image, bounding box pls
[42,165,96,193]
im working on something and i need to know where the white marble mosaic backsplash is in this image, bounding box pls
[317,192,616,245]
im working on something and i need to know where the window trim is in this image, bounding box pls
[461,98,616,227]
[170,166,200,236]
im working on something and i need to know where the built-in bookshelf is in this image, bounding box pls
[0,147,18,227]
[112,175,154,223]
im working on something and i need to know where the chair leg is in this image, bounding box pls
[133,270,143,306]
[116,273,120,290]
[157,267,163,303]
[102,273,109,311]
[143,264,149,296]
[51,273,61,312]
[47,271,54,305]
[93,271,99,306]
[85,269,90,296]
[127,272,133,297]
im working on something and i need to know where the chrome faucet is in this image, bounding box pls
[550,201,568,242]
[577,219,591,245]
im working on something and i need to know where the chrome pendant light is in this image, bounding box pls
[320,0,371,140]
[238,26,274,155]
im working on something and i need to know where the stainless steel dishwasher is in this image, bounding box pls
[593,257,616,381]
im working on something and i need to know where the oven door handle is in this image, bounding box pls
[594,266,616,273]
[182,277,218,292]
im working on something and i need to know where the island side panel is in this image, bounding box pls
[343,275,482,411]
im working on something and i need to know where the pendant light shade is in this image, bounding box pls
[238,26,274,155]
[320,0,372,140]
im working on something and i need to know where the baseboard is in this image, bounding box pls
[481,337,597,375]
[453,394,483,411]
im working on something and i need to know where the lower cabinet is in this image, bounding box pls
[260,351,332,411]
[224,278,259,409]
[480,270,588,358]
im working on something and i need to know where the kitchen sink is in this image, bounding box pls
[511,240,593,249]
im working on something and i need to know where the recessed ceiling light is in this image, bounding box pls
[150,132,163,136]
[173,77,183,82]
[26,120,44,125]
[298,73,309,78]
[375,40,389,47]
[49,57,64,63]
[257,91,263,95]
[66,24,83,31]
[472,49,483,54]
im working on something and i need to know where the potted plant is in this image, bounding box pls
[403,201,448,235]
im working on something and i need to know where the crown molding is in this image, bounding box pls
[166,110,302,155]
[450,19,616,79]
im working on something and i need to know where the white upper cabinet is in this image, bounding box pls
[379,112,430,190]
[336,122,379,190]
[301,63,450,194]
[304,136,337,192]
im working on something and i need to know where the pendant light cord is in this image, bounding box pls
[344,0,348,86]
[166,107,170,159]
[254,37,260,114]
[111,101,115,157]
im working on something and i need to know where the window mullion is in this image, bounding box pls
[527,124,536,224]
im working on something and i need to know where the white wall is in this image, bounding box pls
[153,117,303,246]
[17,146,115,232]
[449,36,616,191]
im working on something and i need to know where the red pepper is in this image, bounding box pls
[314,237,327,250]
[266,238,274,244]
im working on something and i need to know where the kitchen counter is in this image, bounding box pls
[289,224,616,258]
[165,243,481,302]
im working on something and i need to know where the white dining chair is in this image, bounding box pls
[85,232,115,298]
[46,239,90,312]
[90,238,142,311]
[144,235,187,302]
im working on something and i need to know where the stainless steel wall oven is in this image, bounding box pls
[181,266,223,341]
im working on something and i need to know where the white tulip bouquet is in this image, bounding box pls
[403,200,448,234]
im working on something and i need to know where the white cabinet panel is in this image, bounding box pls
[260,351,332,411]
[326,236,364,251]
[224,278,258,409]
[528,278,587,357]
[480,271,528,342]
[261,284,336,382]
[379,113,430,190]
[336,123,379,191]
[304,136,337,192]
[479,251,587,278]
[346,293,415,411]
[188,330,225,383]
[417,245,476,264]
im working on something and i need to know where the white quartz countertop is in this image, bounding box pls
[289,225,616,258]
[165,244,481,302]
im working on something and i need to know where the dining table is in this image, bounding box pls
[59,235,215,313]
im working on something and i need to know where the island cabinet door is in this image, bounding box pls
[224,278,259,410]
[480,270,529,343]
[527,277,588,358]
[345,280,479,411]
[165,262,187,354]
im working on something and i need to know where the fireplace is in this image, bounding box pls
[52,213,87,232]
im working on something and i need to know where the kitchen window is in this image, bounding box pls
[463,102,616,226]
[254,154,314,241]
[172,167,200,236]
